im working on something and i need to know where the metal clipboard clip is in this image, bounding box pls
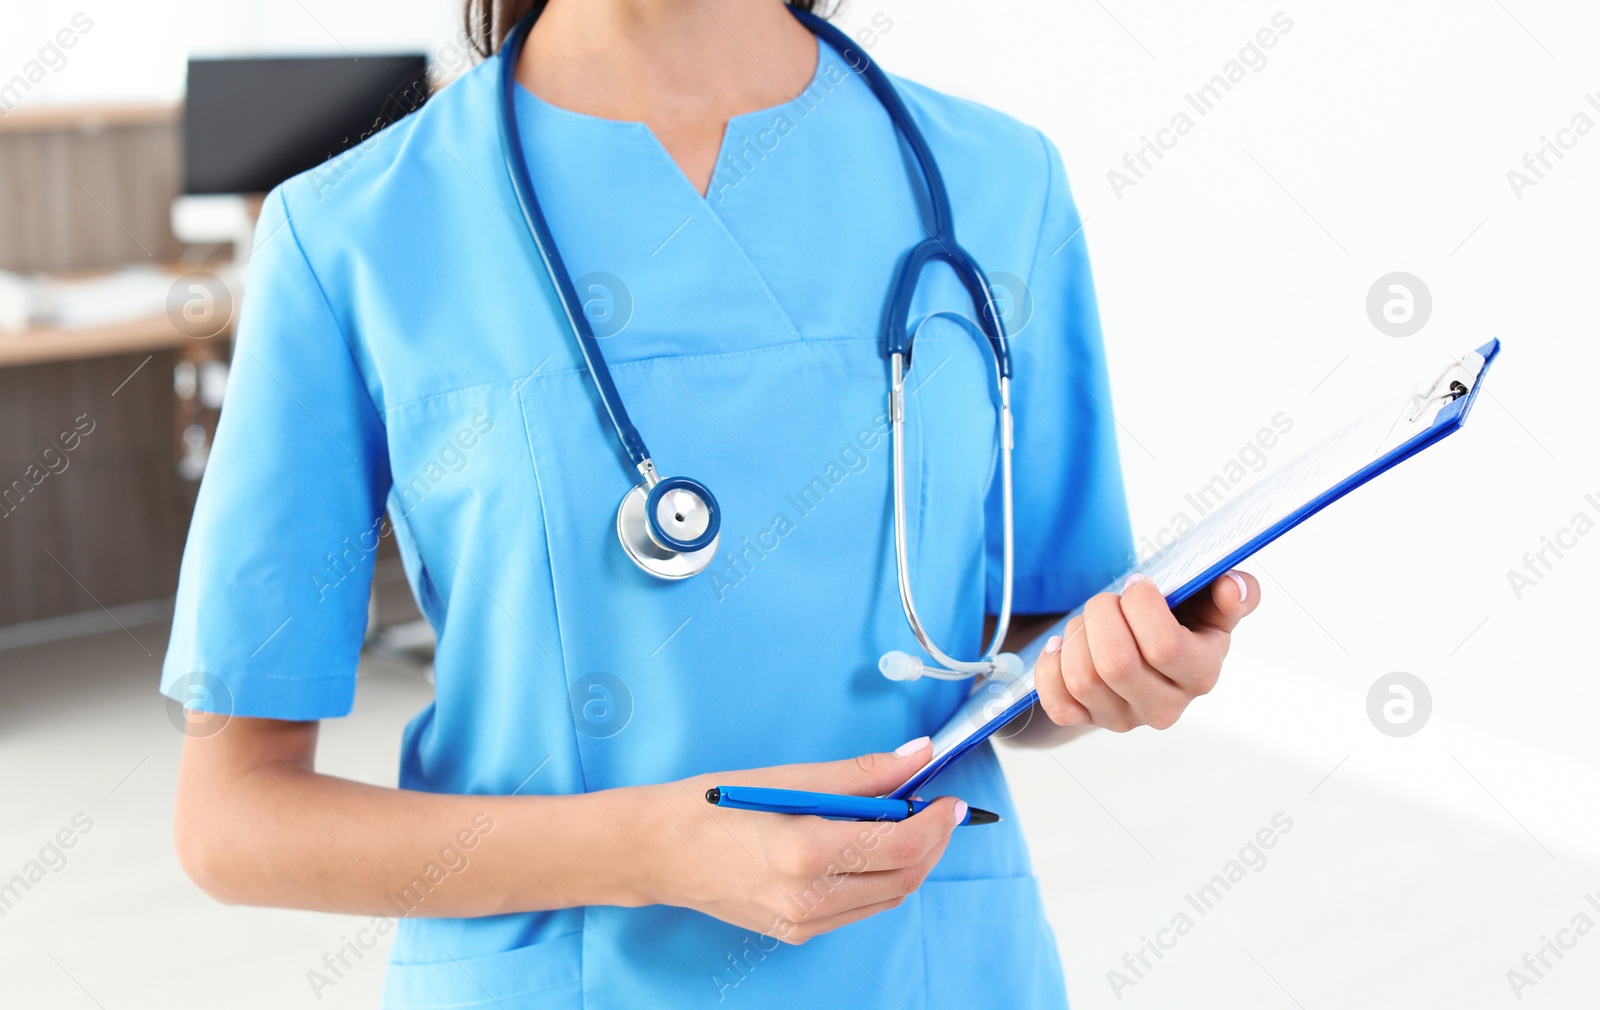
[1407,351,1487,424]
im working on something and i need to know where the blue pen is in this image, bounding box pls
[705,786,1000,826]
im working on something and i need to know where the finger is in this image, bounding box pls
[784,801,959,920]
[774,895,906,944]
[749,736,934,797]
[1174,569,1260,636]
[1057,605,1137,731]
[790,839,951,933]
[1083,591,1189,729]
[807,795,962,877]
[1032,622,1091,727]
[1117,575,1217,693]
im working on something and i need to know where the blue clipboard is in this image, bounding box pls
[890,339,1501,800]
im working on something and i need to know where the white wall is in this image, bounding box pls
[1,0,461,107]
[7,0,1596,856]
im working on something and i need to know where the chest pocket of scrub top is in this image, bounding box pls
[514,329,999,788]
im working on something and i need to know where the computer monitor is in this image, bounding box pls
[183,54,430,195]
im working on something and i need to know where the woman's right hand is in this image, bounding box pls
[624,737,962,944]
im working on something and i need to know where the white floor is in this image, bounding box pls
[2,604,1596,1008]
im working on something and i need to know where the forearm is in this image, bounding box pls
[175,720,647,918]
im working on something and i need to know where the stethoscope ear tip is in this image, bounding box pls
[878,650,1025,683]
[879,651,925,682]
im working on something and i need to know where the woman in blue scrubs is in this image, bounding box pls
[163,1,1258,1006]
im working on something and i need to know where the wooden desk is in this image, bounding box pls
[0,312,207,369]
[0,265,233,369]
[0,102,179,136]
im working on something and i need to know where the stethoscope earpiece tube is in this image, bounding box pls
[881,240,1013,379]
[794,6,1019,680]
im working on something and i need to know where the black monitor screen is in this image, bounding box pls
[184,55,430,195]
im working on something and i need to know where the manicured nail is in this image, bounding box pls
[951,800,969,826]
[894,736,931,757]
[1225,571,1248,603]
[1125,572,1146,589]
[1043,635,1064,655]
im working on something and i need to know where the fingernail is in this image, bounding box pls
[1043,635,1064,655]
[1124,572,1146,589]
[1225,571,1248,603]
[951,799,968,826]
[894,736,931,757]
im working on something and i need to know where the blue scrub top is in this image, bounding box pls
[162,32,1131,1010]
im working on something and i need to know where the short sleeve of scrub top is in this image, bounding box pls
[985,135,1132,616]
[159,190,391,719]
[159,35,1131,1010]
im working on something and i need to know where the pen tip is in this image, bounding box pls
[705,788,720,805]
[966,807,1002,825]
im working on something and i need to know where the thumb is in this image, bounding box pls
[751,736,934,797]
[1176,569,1260,636]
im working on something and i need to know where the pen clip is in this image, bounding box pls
[1407,379,1468,423]
[1406,351,1485,424]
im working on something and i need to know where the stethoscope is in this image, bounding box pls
[496,5,1022,683]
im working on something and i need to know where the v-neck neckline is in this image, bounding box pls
[513,35,827,202]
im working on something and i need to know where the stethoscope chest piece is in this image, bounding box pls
[615,475,721,580]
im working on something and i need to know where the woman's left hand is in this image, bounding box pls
[1032,570,1260,731]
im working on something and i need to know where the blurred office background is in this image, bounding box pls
[1,0,1597,1007]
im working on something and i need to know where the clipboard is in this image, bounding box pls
[890,338,1502,800]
